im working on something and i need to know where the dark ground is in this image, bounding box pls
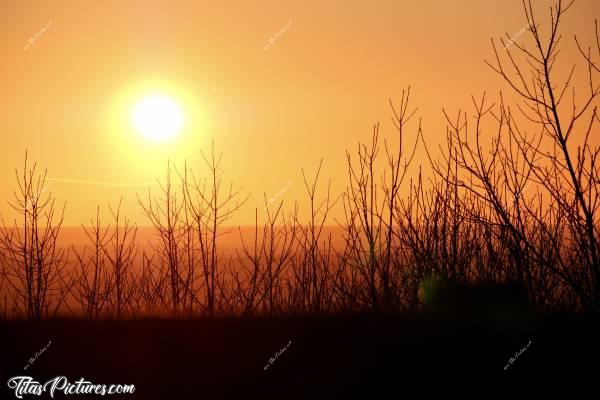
[0,312,599,398]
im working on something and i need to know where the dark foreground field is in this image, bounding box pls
[1,312,599,398]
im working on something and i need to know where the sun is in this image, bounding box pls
[132,94,183,141]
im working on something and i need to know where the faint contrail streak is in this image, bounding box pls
[47,178,159,187]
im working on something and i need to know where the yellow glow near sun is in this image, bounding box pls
[132,95,183,141]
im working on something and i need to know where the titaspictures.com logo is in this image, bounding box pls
[7,376,135,398]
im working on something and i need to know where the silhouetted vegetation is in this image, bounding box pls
[1,0,599,319]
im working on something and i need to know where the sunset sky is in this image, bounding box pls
[0,0,598,226]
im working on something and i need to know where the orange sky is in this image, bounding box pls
[0,0,598,226]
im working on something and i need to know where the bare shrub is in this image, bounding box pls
[0,153,71,319]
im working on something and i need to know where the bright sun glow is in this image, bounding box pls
[132,95,183,141]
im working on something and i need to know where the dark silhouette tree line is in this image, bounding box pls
[0,0,598,319]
